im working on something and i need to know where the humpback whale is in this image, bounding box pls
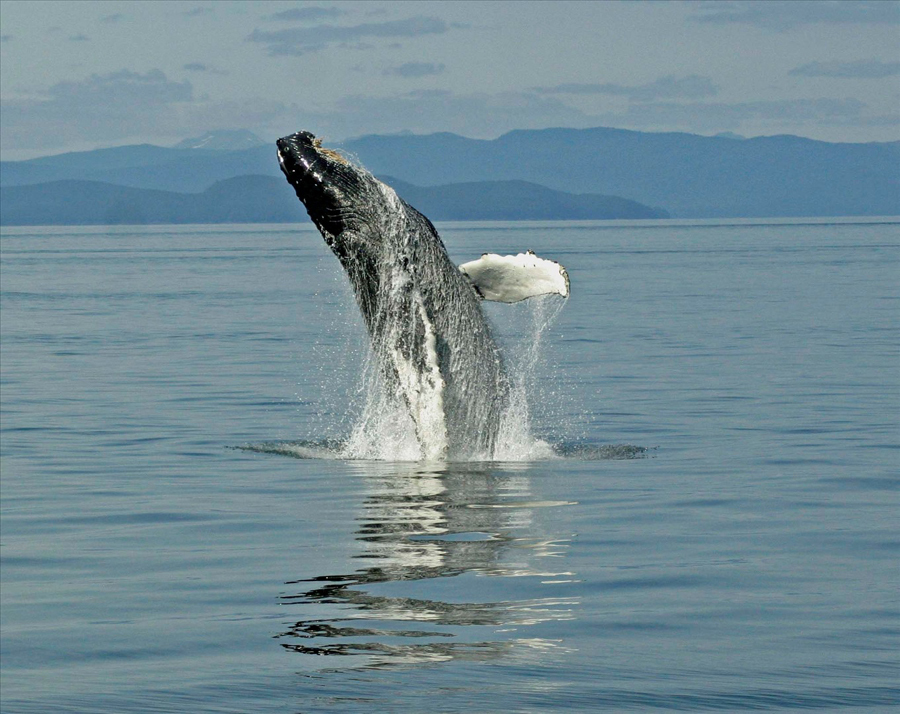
[276,131,568,460]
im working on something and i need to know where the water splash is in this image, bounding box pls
[239,289,647,462]
[493,295,567,461]
[341,358,423,461]
[336,292,567,462]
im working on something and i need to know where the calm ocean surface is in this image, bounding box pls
[1,219,898,713]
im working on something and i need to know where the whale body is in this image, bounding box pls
[276,131,567,460]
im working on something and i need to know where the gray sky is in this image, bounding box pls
[1,0,898,159]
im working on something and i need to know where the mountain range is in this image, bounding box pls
[346,128,899,218]
[0,175,666,226]
[1,126,897,225]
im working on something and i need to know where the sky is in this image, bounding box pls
[0,0,898,160]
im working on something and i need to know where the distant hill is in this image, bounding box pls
[2,126,897,218]
[384,177,666,220]
[343,128,900,218]
[0,176,298,226]
[0,175,666,226]
[0,145,275,193]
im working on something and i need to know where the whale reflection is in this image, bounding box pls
[277,462,579,669]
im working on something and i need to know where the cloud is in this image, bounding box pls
[100,13,125,24]
[534,75,718,101]
[2,70,193,149]
[789,59,900,79]
[183,62,228,75]
[854,114,900,128]
[384,62,446,78]
[247,16,451,56]
[265,7,341,23]
[0,69,299,156]
[48,69,192,104]
[68,34,91,42]
[690,1,900,30]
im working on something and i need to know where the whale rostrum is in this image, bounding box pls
[276,131,569,460]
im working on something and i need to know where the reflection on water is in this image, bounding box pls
[277,463,578,669]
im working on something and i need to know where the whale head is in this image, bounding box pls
[276,131,394,259]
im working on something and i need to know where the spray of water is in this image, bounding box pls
[240,292,648,460]
[337,292,566,462]
[493,296,566,461]
[341,357,424,461]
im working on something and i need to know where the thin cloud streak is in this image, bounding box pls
[534,75,719,101]
[183,62,228,75]
[384,62,446,78]
[265,7,341,23]
[246,16,451,56]
[690,0,900,30]
[789,60,900,79]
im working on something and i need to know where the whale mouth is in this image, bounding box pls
[277,131,365,238]
[277,132,352,185]
[276,131,327,188]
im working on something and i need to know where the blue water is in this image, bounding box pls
[1,219,898,712]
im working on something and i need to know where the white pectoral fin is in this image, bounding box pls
[459,251,570,303]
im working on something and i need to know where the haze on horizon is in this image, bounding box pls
[0,0,898,161]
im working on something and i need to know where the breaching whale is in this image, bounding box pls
[276,131,568,460]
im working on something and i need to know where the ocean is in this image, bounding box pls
[1,219,898,712]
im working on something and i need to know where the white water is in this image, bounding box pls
[340,293,566,462]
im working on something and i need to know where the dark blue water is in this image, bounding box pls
[2,219,898,712]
